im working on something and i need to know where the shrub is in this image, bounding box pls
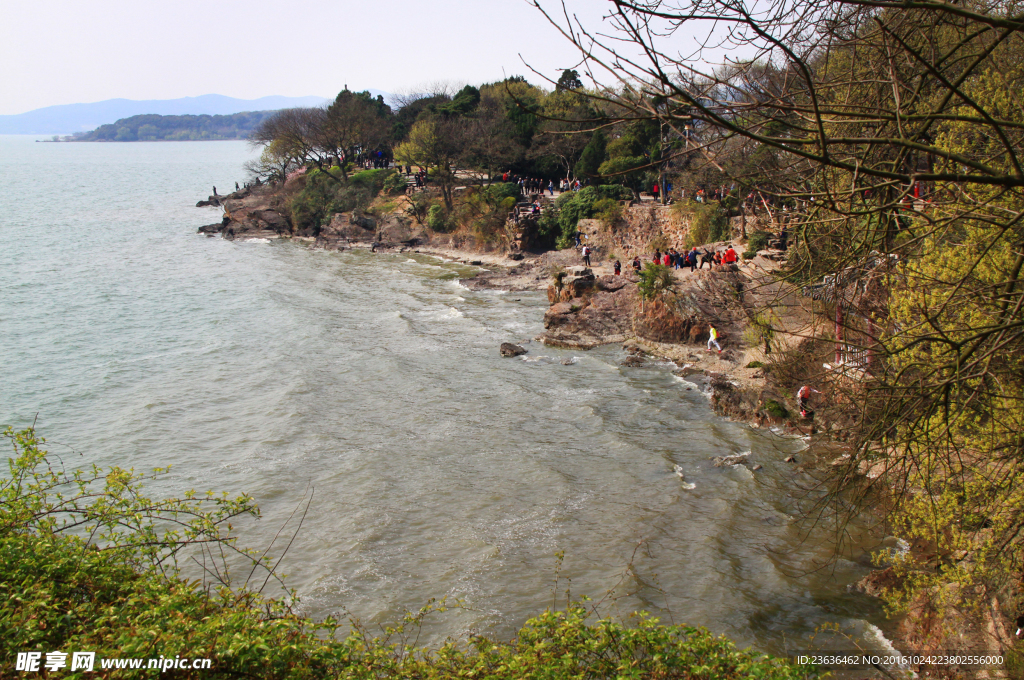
[349,168,393,194]
[592,197,623,228]
[482,182,521,203]
[746,360,766,369]
[765,399,789,418]
[290,170,385,235]
[0,426,819,680]
[748,230,771,252]
[382,172,408,195]
[552,185,632,249]
[535,208,562,249]
[427,204,451,232]
[638,263,676,301]
[677,201,730,247]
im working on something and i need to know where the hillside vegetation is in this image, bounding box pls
[76,111,277,141]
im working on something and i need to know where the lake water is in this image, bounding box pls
[0,135,894,658]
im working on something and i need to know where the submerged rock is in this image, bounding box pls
[712,452,750,467]
[499,343,527,357]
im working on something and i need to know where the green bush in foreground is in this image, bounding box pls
[0,427,818,679]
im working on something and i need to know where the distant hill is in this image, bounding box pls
[71,112,278,142]
[0,94,355,134]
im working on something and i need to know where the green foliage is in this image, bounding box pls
[382,171,408,195]
[536,209,562,250]
[455,184,519,242]
[427,204,451,232]
[575,130,607,179]
[592,197,623,228]
[747,230,771,252]
[746,361,766,369]
[0,427,818,679]
[764,400,789,419]
[439,85,481,117]
[349,169,393,194]
[598,120,661,195]
[638,263,676,301]
[289,170,394,235]
[555,68,584,91]
[481,181,521,203]
[79,111,277,142]
[677,201,730,247]
[552,185,632,248]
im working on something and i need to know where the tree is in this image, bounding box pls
[249,108,327,172]
[533,0,1024,620]
[244,138,302,185]
[316,89,393,180]
[555,68,584,91]
[535,87,598,180]
[598,120,660,199]
[575,130,607,179]
[394,117,470,211]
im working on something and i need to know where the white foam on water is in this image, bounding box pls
[406,259,418,263]
[862,622,907,667]
[241,238,271,244]
[562,357,579,365]
[681,482,696,490]
[672,375,701,389]
[449,280,471,291]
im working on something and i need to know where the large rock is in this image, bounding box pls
[376,214,418,244]
[500,342,528,357]
[351,212,376,230]
[540,284,637,349]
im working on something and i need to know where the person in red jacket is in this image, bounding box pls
[797,385,821,417]
[723,246,738,264]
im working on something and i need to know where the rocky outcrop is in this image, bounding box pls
[540,275,637,349]
[539,267,748,351]
[499,343,527,357]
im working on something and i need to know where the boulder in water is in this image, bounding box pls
[712,452,750,467]
[500,343,527,357]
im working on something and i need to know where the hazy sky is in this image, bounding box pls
[0,0,616,115]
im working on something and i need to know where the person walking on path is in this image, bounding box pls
[614,259,621,275]
[797,385,821,417]
[582,245,592,267]
[548,180,554,196]
[632,256,642,274]
[707,325,722,353]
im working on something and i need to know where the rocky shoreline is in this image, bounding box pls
[196,186,1023,665]
[194,184,829,436]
